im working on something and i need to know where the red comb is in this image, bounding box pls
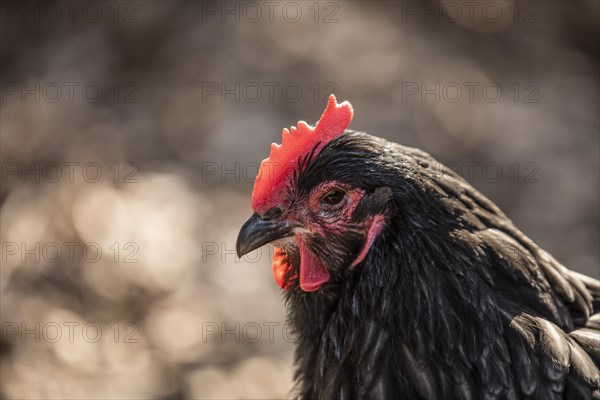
[252,94,354,213]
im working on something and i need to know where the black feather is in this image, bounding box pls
[279,131,599,399]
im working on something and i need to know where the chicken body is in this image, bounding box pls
[237,126,600,399]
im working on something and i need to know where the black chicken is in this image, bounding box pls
[236,95,600,399]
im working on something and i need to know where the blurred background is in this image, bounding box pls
[0,0,598,398]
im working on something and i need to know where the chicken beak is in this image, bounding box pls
[236,213,297,257]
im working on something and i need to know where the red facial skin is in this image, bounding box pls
[307,182,365,226]
[272,181,384,292]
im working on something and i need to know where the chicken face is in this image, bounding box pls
[238,176,387,291]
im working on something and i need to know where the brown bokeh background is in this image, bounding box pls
[1,1,598,398]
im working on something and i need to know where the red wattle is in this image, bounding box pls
[272,247,294,289]
[299,239,330,292]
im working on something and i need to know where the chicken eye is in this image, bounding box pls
[321,190,346,209]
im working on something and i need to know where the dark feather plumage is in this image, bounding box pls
[282,131,600,399]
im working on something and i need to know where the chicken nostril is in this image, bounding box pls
[261,207,283,221]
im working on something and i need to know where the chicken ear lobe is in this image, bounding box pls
[350,214,385,268]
